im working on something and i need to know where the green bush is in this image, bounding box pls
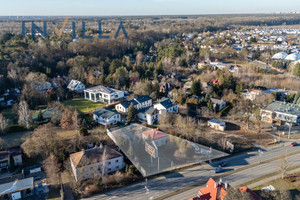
[5,125,26,133]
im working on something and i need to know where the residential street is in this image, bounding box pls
[83,142,300,200]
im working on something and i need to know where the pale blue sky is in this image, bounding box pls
[1,0,300,16]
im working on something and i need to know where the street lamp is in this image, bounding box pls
[145,185,149,200]
[286,123,292,140]
[258,150,263,164]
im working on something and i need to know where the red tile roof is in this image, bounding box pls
[197,178,228,200]
[190,178,261,200]
[239,186,262,200]
[142,129,169,140]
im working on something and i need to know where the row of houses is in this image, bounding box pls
[92,96,179,126]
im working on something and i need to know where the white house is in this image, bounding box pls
[115,95,152,113]
[93,108,121,126]
[67,80,85,93]
[153,98,179,114]
[242,89,262,101]
[84,85,124,104]
[210,98,226,112]
[207,119,226,131]
[70,145,125,181]
[137,98,178,125]
[138,107,160,125]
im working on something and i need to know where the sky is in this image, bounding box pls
[1,0,300,16]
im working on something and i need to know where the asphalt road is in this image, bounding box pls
[83,142,300,200]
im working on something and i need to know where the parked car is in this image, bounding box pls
[37,183,43,192]
[217,162,227,167]
[291,142,298,147]
[214,166,223,173]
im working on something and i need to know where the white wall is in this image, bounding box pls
[73,156,125,181]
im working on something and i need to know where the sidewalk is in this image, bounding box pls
[247,168,300,189]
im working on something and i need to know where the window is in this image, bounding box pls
[116,160,119,163]
[108,162,111,165]
[116,166,119,169]
[108,168,111,171]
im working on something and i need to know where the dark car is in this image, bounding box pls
[291,142,298,147]
[214,166,223,173]
[218,162,227,167]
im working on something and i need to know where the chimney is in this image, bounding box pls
[219,178,223,184]
[81,149,85,154]
[214,183,218,188]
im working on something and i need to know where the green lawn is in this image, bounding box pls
[56,129,78,139]
[0,131,32,148]
[63,98,104,113]
[47,186,61,200]
[252,177,300,199]
[1,108,17,124]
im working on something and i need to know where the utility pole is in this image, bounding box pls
[287,123,292,140]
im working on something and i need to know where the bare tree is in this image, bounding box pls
[18,100,32,129]
[43,154,61,185]
[279,151,289,179]
[22,125,63,158]
[0,113,8,134]
[72,110,81,131]
[60,108,73,130]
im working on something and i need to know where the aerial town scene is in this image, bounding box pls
[0,1,300,200]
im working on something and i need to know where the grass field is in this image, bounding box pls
[1,108,17,124]
[252,175,300,199]
[56,129,78,139]
[63,98,104,113]
[0,131,32,148]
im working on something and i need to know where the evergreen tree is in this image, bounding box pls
[293,63,300,76]
[235,82,243,96]
[79,119,89,136]
[215,104,220,113]
[38,110,44,122]
[127,103,137,123]
[9,154,15,171]
[208,100,213,111]
[293,91,300,104]
[190,80,202,96]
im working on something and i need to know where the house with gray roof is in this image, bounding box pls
[67,80,85,93]
[208,119,226,131]
[115,95,152,113]
[261,101,300,126]
[93,108,121,126]
[210,98,226,112]
[154,98,178,114]
[137,106,160,125]
[137,98,178,125]
[0,177,34,199]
